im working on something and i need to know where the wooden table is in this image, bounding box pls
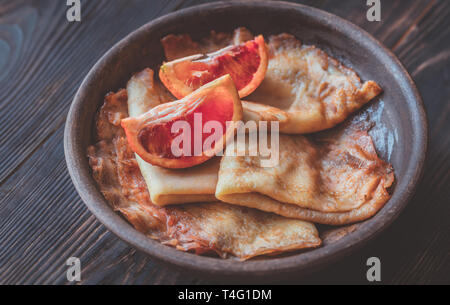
[0,0,448,285]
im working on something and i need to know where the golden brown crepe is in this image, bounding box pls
[161,27,254,62]
[85,28,393,259]
[87,88,321,259]
[248,34,382,133]
[161,29,382,134]
[88,89,161,234]
[127,69,218,205]
[216,125,395,225]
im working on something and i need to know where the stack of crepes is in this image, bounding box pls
[88,28,394,260]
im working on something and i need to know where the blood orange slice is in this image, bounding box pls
[159,35,268,99]
[121,75,242,169]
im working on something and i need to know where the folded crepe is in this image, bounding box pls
[126,69,218,205]
[216,125,395,225]
[161,27,254,62]
[87,87,321,259]
[161,29,382,134]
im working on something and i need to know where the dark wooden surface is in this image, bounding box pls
[0,0,448,285]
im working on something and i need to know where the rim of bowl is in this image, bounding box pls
[64,0,428,277]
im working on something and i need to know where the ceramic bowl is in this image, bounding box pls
[64,1,427,281]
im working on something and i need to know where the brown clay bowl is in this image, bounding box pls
[64,1,427,282]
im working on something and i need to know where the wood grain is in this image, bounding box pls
[0,0,449,284]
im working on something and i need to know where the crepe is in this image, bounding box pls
[161,27,254,62]
[87,88,321,259]
[161,29,382,134]
[248,34,382,133]
[126,69,218,205]
[88,90,161,234]
[216,125,395,225]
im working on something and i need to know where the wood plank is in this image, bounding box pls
[0,0,448,284]
[382,0,450,284]
[0,0,199,285]
[0,0,184,184]
[0,126,200,285]
[283,0,450,285]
